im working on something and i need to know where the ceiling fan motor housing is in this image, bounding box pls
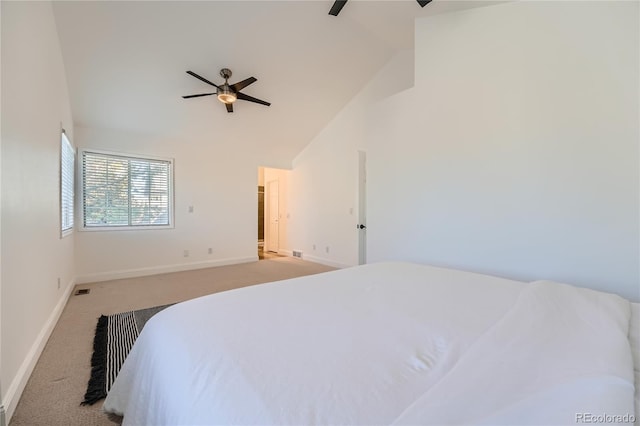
[217,68,236,104]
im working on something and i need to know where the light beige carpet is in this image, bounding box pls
[9,257,335,426]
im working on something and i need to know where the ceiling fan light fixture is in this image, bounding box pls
[217,86,237,104]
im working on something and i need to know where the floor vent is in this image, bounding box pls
[75,289,90,296]
[292,250,303,258]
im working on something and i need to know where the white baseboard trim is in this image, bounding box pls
[301,254,351,269]
[278,249,293,257]
[2,278,75,424]
[75,256,258,284]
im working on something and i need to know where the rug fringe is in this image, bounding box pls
[81,315,108,405]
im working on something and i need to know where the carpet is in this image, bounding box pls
[82,303,174,405]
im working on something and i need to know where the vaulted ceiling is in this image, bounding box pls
[52,1,496,165]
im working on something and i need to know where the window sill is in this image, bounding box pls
[80,224,174,232]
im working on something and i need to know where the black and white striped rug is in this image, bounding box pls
[82,304,173,405]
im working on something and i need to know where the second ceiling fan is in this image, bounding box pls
[329,0,432,16]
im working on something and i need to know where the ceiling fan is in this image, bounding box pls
[182,68,271,113]
[329,0,432,16]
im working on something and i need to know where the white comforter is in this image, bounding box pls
[103,262,635,425]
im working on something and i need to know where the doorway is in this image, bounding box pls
[257,184,265,255]
[257,167,289,260]
[358,150,367,265]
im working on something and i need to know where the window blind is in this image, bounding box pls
[60,132,75,234]
[82,151,172,228]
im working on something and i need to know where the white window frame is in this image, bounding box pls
[60,130,75,238]
[79,148,175,231]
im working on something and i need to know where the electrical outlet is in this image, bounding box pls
[183,250,189,257]
[188,205,194,213]
[326,246,330,253]
[313,244,316,251]
[208,248,213,254]
[57,277,61,289]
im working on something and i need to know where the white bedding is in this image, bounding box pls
[103,262,636,425]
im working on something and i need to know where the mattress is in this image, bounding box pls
[103,262,636,425]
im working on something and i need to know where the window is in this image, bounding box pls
[60,131,75,236]
[81,150,173,230]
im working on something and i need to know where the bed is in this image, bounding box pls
[103,261,639,425]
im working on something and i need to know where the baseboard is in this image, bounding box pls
[2,278,75,424]
[75,256,258,284]
[278,249,293,257]
[301,254,351,269]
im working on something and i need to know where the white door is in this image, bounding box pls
[357,151,367,265]
[267,180,279,253]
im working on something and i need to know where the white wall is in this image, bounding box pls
[367,2,639,301]
[0,2,3,417]
[289,50,414,268]
[1,1,76,420]
[74,126,267,282]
